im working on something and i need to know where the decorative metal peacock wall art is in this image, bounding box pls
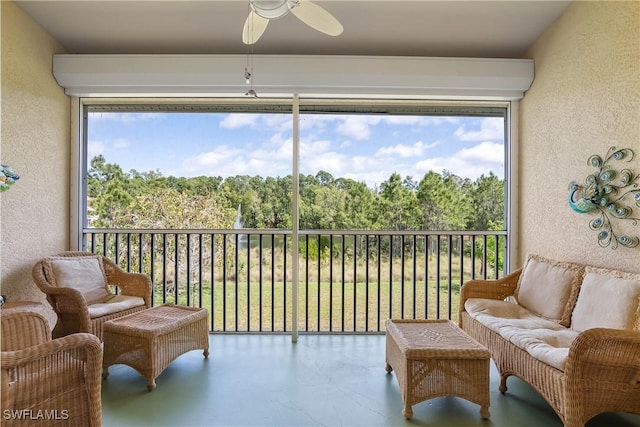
[568,147,640,249]
[0,165,20,192]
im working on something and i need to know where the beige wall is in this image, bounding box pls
[519,1,639,272]
[1,1,70,308]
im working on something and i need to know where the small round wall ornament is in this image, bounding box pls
[568,147,640,249]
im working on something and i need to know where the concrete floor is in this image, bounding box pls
[101,334,640,427]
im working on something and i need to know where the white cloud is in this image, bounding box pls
[219,114,259,129]
[264,115,292,132]
[99,112,504,186]
[375,140,439,158]
[414,141,504,180]
[306,151,349,176]
[300,139,332,156]
[458,141,504,163]
[182,145,242,172]
[454,117,504,141]
[336,116,382,140]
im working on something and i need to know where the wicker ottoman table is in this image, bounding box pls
[385,319,490,420]
[102,304,209,390]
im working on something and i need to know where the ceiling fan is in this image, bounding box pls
[242,0,343,45]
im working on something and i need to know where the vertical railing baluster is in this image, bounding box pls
[150,234,156,307]
[138,233,143,274]
[377,235,381,331]
[103,233,108,257]
[401,234,405,319]
[448,234,453,320]
[482,235,488,280]
[341,233,345,332]
[271,235,275,332]
[317,234,321,331]
[424,235,429,319]
[436,235,441,319]
[283,234,287,332]
[114,233,120,266]
[412,235,417,319]
[495,235,500,279]
[365,235,370,332]
[198,234,203,309]
[305,234,309,332]
[329,234,333,332]
[389,235,393,321]
[222,234,227,332]
[187,234,191,307]
[211,233,216,331]
[174,233,179,305]
[126,233,131,271]
[247,232,251,331]
[258,234,263,332]
[471,235,476,280]
[460,235,465,322]
[162,233,167,305]
[460,236,465,307]
[352,235,357,332]
[234,233,239,332]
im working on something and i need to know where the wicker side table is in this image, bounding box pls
[102,304,209,390]
[385,319,491,420]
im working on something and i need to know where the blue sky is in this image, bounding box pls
[88,112,504,187]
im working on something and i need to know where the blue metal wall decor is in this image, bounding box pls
[568,147,640,249]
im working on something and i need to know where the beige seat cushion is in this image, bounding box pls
[514,254,584,326]
[508,328,578,371]
[571,267,640,332]
[465,298,576,371]
[46,256,111,304]
[88,295,146,318]
[465,298,566,336]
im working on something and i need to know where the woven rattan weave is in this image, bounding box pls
[1,310,102,426]
[385,319,491,420]
[459,269,640,427]
[102,304,209,390]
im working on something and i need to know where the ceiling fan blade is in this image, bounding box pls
[290,0,343,36]
[242,10,270,44]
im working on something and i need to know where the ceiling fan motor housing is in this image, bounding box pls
[250,0,299,19]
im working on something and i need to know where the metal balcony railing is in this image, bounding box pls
[83,229,507,333]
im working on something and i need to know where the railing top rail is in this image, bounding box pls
[83,228,507,236]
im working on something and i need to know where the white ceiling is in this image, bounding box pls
[15,1,572,58]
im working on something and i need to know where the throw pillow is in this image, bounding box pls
[571,267,640,332]
[45,256,110,304]
[514,254,584,326]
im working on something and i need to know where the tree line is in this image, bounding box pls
[88,155,504,232]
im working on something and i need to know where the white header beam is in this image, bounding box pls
[53,54,533,100]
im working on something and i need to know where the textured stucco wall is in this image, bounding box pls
[1,1,70,310]
[519,1,639,272]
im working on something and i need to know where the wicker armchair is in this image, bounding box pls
[32,251,152,340]
[1,310,102,426]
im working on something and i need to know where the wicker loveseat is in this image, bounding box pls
[32,251,152,340]
[460,254,640,427]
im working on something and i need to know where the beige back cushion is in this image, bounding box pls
[514,254,584,326]
[46,256,110,304]
[571,267,640,332]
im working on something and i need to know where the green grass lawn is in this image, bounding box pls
[153,279,461,332]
